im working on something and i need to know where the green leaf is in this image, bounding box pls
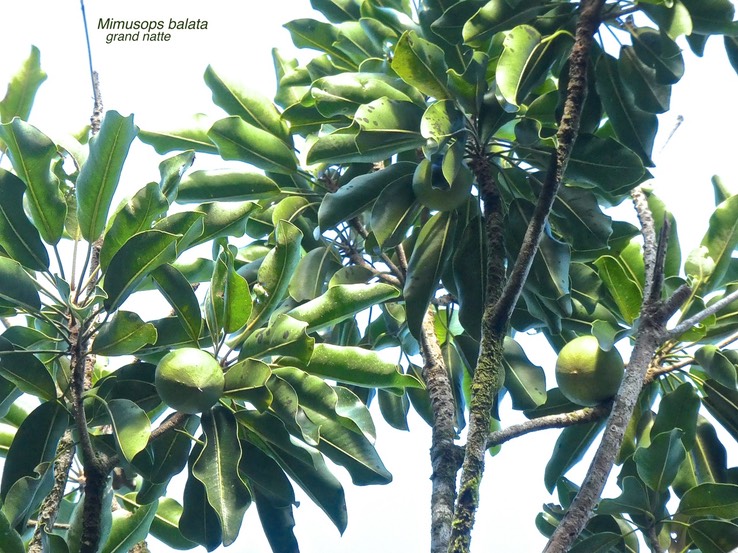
[0,401,68,511]
[236,412,347,533]
[462,0,547,48]
[132,413,199,485]
[545,420,604,493]
[177,169,280,203]
[100,500,159,553]
[0,169,49,271]
[404,211,457,339]
[594,254,643,324]
[247,221,303,332]
[149,497,198,550]
[726,35,738,74]
[206,247,252,336]
[180,442,223,551]
[186,202,254,248]
[650,382,700,449]
[106,398,151,463]
[288,283,400,332]
[224,358,272,408]
[0,118,66,244]
[151,264,203,343]
[284,18,356,69]
[680,0,736,34]
[253,487,299,553]
[0,345,56,401]
[311,0,361,22]
[371,168,421,249]
[695,346,737,389]
[0,46,47,123]
[679,483,738,518]
[703,378,738,442]
[92,311,158,356]
[454,217,486,339]
[158,150,196,203]
[103,229,180,312]
[76,111,138,242]
[240,314,315,363]
[550,184,613,252]
[204,65,289,142]
[208,116,298,174]
[496,25,541,106]
[391,30,449,99]
[619,46,671,114]
[194,407,251,546]
[698,195,738,292]
[0,508,24,553]
[641,1,694,40]
[568,532,624,553]
[502,337,546,410]
[634,429,687,492]
[289,246,342,302]
[378,388,410,430]
[138,114,218,155]
[310,72,416,117]
[318,162,415,230]
[598,476,656,523]
[300,343,422,389]
[99,182,169,271]
[629,26,684,85]
[595,53,657,166]
[688,520,738,553]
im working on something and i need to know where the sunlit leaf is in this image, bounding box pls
[92,311,158,356]
[0,169,49,271]
[0,46,46,123]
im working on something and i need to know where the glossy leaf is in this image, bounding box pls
[594,255,643,324]
[132,413,199,485]
[502,337,546,410]
[224,358,272,407]
[100,500,159,553]
[158,150,196,203]
[288,283,400,332]
[240,314,314,362]
[595,53,657,166]
[186,202,254,248]
[678,483,738,518]
[103,230,180,312]
[0,508,23,553]
[453,217,486,339]
[208,116,298,174]
[0,169,49,271]
[152,264,203,343]
[0,345,56,400]
[703,378,738,442]
[641,1,693,40]
[562,135,646,194]
[284,18,356,69]
[462,0,547,48]
[177,169,280,203]
[634,429,687,492]
[319,162,415,230]
[76,111,138,242]
[0,401,68,509]
[404,211,457,339]
[598,476,655,523]
[204,65,289,142]
[138,114,218,155]
[0,118,66,244]
[99,181,169,270]
[650,382,700,449]
[391,30,449,99]
[545,420,604,493]
[496,25,540,106]
[370,166,421,250]
[194,407,251,546]
[180,442,223,551]
[698,194,738,292]
[310,72,416,117]
[301,343,422,389]
[629,26,684,85]
[619,46,671,114]
[688,520,738,553]
[695,345,737,389]
[0,46,46,123]
[106,398,152,463]
[237,411,347,533]
[247,221,303,332]
[289,246,342,302]
[149,497,199,550]
[92,311,158,356]
[206,247,252,335]
[253,487,299,553]
[550,184,613,252]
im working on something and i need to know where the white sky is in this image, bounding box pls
[1,1,738,552]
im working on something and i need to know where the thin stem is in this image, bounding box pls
[53,245,67,282]
[666,287,738,340]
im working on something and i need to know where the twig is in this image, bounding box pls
[350,219,405,284]
[665,287,738,340]
[488,404,610,448]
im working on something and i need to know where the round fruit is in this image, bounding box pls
[412,158,473,211]
[555,336,624,407]
[155,348,225,414]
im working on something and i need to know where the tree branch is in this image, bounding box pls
[421,310,464,553]
[488,404,611,448]
[665,286,738,340]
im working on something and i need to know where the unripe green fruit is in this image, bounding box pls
[412,159,473,211]
[155,348,224,414]
[555,336,624,407]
